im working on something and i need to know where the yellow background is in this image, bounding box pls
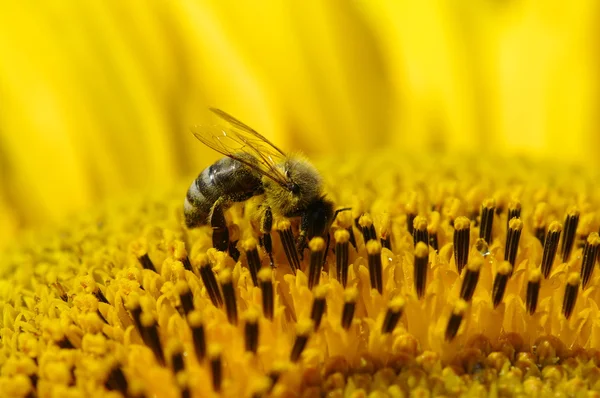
[0,1,598,244]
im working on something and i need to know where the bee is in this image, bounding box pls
[184,108,338,265]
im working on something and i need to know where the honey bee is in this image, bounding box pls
[184,108,338,264]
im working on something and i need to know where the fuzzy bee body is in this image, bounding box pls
[184,156,263,228]
[185,108,336,262]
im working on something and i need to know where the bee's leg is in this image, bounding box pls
[296,230,308,261]
[260,207,275,268]
[323,232,331,267]
[209,197,231,252]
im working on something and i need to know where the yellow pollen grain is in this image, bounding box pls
[343,287,359,302]
[358,213,374,228]
[167,340,184,356]
[276,219,291,231]
[482,198,496,210]
[414,242,429,258]
[140,312,156,327]
[334,208,353,229]
[175,280,190,296]
[176,371,189,389]
[296,319,315,336]
[548,221,563,233]
[388,296,406,312]
[193,252,210,268]
[498,261,512,275]
[366,240,382,255]
[453,299,469,315]
[453,216,470,230]
[242,307,260,323]
[508,218,523,231]
[170,240,187,260]
[529,268,542,283]
[466,257,483,273]
[334,228,350,243]
[208,344,223,359]
[126,292,141,311]
[587,232,600,246]
[309,237,325,252]
[567,206,580,217]
[218,268,233,284]
[567,272,580,286]
[187,310,203,328]
[129,238,148,257]
[413,216,428,231]
[508,200,521,212]
[314,284,329,299]
[242,237,258,252]
[258,267,272,282]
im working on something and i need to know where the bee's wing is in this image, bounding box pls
[192,108,289,187]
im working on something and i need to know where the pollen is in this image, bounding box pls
[3,152,600,397]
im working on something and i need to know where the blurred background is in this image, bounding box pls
[0,1,598,245]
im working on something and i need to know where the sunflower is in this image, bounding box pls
[1,1,600,397]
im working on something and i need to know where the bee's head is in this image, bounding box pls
[263,156,323,216]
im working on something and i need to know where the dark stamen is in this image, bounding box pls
[380,213,392,251]
[198,255,223,308]
[140,312,165,366]
[310,286,328,330]
[412,216,429,248]
[414,242,429,299]
[445,299,468,341]
[244,309,260,354]
[526,269,542,315]
[506,200,521,230]
[258,268,274,320]
[561,207,580,263]
[341,287,358,330]
[138,253,157,273]
[188,311,206,361]
[290,320,313,362]
[460,258,482,302]
[406,194,417,235]
[453,216,471,274]
[359,214,377,243]
[105,366,128,395]
[243,239,262,287]
[307,238,325,290]
[176,281,194,315]
[170,343,185,373]
[381,297,405,334]
[276,220,300,274]
[366,240,383,294]
[533,202,548,246]
[562,273,580,319]
[504,218,523,271]
[541,221,562,278]
[492,261,512,308]
[428,211,440,252]
[580,232,600,288]
[219,270,238,325]
[228,224,241,262]
[209,347,223,392]
[335,229,350,287]
[479,198,496,244]
[94,288,109,304]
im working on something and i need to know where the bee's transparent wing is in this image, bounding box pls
[192,108,289,187]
